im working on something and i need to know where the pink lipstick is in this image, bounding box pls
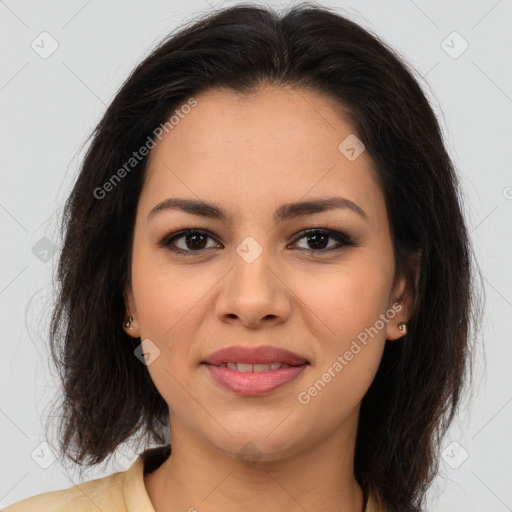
[202,345,309,396]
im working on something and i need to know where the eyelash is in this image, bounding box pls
[159,228,357,257]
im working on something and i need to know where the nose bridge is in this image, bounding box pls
[230,234,277,299]
[216,233,291,325]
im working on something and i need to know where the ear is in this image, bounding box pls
[122,282,140,338]
[386,250,421,341]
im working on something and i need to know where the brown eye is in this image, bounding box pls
[290,229,355,253]
[160,227,356,257]
[160,229,221,256]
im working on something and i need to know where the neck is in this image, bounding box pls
[144,409,364,512]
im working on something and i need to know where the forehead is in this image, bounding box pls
[141,85,386,230]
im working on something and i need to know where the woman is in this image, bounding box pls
[4,2,482,511]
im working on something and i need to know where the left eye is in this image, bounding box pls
[291,229,354,252]
[160,228,355,256]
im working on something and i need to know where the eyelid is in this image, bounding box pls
[289,227,355,246]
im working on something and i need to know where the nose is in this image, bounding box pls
[214,245,292,329]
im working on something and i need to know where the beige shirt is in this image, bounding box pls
[3,444,379,511]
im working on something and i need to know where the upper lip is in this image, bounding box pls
[202,345,309,366]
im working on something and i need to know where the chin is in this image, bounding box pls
[205,426,307,464]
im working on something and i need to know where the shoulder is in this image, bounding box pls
[2,469,126,512]
[2,445,171,512]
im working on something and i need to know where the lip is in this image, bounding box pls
[204,363,308,396]
[202,345,309,366]
[201,345,309,396]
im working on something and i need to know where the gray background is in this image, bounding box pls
[1,0,511,510]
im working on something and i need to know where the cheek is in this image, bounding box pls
[295,271,388,419]
[130,246,220,354]
[295,260,392,343]
[291,260,391,407]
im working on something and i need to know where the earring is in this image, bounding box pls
[124,313,133,329]
[398,322,408,335]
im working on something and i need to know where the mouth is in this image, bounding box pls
[201,345,310,396]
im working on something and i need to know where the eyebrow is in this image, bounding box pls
[147,196,368,223]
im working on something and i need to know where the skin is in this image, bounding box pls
[123,85,415,512]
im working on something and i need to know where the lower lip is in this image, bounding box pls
[203,364,308,396]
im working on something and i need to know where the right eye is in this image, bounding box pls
[159,229,222,256]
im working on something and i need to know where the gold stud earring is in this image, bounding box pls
[398,322,408,335]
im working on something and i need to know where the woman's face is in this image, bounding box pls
[125,85,410,461]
